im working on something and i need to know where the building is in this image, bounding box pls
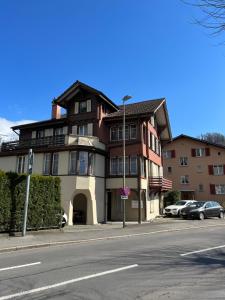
[163,134,225,203]
[0,81,172,225]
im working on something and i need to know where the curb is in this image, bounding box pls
[1,222,225,254]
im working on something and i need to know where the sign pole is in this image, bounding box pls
[22,149,33,237]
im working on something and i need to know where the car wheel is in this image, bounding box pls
[219,211,224,219]
[199,212,205,220]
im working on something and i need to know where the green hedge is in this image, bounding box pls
[0,171,61,232]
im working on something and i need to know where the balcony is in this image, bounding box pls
[1,134,106,152]
[149,176,172,191]
[1,135,66,151]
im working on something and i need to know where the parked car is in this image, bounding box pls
[164,200,197,217]
[180,201,224,220]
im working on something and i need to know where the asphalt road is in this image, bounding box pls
[1,219,225,300]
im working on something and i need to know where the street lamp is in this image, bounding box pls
[122,95,132,228]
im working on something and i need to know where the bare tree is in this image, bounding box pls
[183,0,225,35]
[199,132,225,145]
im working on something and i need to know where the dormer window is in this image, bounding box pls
[79,101,87,113]
[74,99,92,114]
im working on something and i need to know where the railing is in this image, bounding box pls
[149,176,172,191]
[1,135,65,151]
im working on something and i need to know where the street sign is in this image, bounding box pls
[121,195,128,200]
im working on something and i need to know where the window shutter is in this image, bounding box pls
[171,150,176,158]
[210,184,216,195]
[74,102,79,114]
[87,123,93,136]
[72,125,77,135]
[87,99,92,112]
[208,165,213,175]
[205,148,210,156]
[32,131,36,139]
[191,149,196,157]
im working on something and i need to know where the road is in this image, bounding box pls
[0,219,225,299]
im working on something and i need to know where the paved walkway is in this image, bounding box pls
[0,218,224,253]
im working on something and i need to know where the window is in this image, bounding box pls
[140,157,146,177]
[198,184,204,192]
[78,124,88,136]
[118,126,123,140]
[52,153,59,175]
[17,156,26,174]
[213,165,224,176]
[79,101,87,113]
[54,127,63,136]
[69,151,77,175]
[180,175,189,184]
[163,150,175,159]
[88,152,95,175]
[167,166,172,173]
[130,156,137,175]
[110,157,117,175]
[37,130,44,139]
[151,134,155,151]
[43,153,51,175]
[197,165,203,173]
[110,124,137,141]
[78,151,88,175]
[196,148,205,157]
[110,127,117,141]
[130,125,137,139]
[180,157,188,166]
[215,185,225,195]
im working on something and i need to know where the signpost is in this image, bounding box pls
[22,149,33,237]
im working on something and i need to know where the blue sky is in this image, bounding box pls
[0,0,225,138]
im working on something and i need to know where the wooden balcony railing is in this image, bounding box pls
[1,135,65,151]
[149,176,172,191]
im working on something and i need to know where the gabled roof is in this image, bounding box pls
[55,80,119,111]
[171,134,225,150]
[104,98,165,119]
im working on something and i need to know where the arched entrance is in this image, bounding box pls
[73,194,87,224]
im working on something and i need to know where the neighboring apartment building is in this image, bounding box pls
[163,134,225,204]
[0,81,172,225]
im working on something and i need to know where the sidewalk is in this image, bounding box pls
[0,218,224,253]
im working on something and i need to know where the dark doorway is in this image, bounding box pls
[107,192,112,221]
[181,191,195,200]
[73,194,87,224]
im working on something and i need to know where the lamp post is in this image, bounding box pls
[122,95,132,228]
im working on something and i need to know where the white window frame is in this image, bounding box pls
[163,151,172,159]
[180,175,189,184]
[195,148,205,157]
[52,153,59,175]
[79,101,87,113]
[180,156,188,166]
[43,153,51,175]
[213,165,224,176]
[78,151,88,175]
[215,184,225,195]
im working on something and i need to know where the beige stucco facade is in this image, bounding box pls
[163,136,225,204]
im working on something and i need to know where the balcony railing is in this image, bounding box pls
[149,176,172,191]
[1,135,65,151]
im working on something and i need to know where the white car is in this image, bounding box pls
[164,200,197,217]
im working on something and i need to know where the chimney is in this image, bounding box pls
[52,101,61,119]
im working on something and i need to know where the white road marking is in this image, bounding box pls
[181,245,225,256]
[0,262,41,272]
[0,264,138,300]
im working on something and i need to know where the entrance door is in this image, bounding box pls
[181,191,195,200]
[73,194,87,224]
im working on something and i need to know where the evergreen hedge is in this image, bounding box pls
[0,171,61,232]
